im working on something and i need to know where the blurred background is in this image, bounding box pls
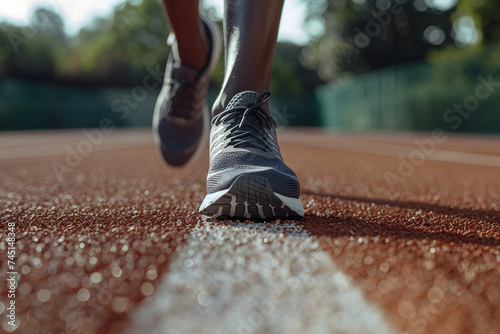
[0,0,499,133]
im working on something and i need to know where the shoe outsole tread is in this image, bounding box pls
[200,174,303,220]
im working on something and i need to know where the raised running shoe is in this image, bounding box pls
[153,15,221,167]
[199,91,304,220]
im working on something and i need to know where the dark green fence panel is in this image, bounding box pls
[316,60,500,134]
[0,78,318,131]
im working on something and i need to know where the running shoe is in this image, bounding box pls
[153,15,221,167]
[199,91,304,220]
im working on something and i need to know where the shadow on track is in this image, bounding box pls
[301,192,500,247]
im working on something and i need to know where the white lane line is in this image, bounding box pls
[282,135,500,168]
[127,219,396,334]
[0,134,152,160]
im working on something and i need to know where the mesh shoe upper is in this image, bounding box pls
[207,91,300,198]
[153,15,221,167]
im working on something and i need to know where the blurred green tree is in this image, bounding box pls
[303,0,461,81]
[453,0,500,45]
[69,0,170,85]
[0,8,67,80]
[0,0,319,93]
[302,0,500,81]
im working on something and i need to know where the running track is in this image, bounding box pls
[1,128,499,334]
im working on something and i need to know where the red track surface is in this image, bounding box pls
[1,128,499,334]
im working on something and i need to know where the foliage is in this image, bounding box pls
[453,0,500,44]
[71,0,170,85]
[0,0,316,93]
[303,0,500,81]
[0,7,68,80]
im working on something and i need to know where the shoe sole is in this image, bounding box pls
[153,14,222,168]
[199,174,304,220]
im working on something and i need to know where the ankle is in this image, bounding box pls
[176,24,210,70]
[178,40,209,70]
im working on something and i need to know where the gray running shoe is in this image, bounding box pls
[199,91,304,220]
[153,15,221,167]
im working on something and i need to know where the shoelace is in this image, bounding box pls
[238,91,272,128]
[216,91,277,152]
[164,81,200,121]
[166,60,205,118]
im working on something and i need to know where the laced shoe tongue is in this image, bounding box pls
[223,90,274,130]
[218,90,275,151]
[226,91,261,110]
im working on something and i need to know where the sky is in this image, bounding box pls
[0,0,312,45]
